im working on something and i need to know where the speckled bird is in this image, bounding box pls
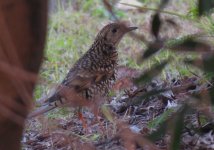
[28,22,137,118]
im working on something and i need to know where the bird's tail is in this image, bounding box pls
[27,104,56,119]
[28,92,67,119]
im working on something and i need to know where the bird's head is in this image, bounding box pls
[96,22,137,46]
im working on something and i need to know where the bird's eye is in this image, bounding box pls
[111,28,117,33]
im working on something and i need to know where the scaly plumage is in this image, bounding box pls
[28,22,137,118]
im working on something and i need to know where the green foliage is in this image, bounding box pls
[198,16,214,34]
[148,108,174,129]
[138,0,160,4]
[185,55,214,74]
[137,0,214,149]
[204,72,214,80]
[147,118,168,141]
[89,134,100,141]
[33,0,214,149]
[187,1,199,19]
[198,0,214,16]
[199,114,210,127]
[82,0,95,12]
[135,59,170,84]
[47,108,73,119]
[170,105,187,150]
[81,0,125,19]
[92,7,108,17]
[101,105,114,123]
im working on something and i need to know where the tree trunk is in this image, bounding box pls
[0,0,48,149]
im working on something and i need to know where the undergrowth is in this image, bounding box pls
[34,0,213,118]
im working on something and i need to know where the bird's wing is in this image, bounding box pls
[61,69,106,92]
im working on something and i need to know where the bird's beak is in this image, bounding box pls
[126,26,138,32]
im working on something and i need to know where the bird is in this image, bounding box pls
[28,22,137,119]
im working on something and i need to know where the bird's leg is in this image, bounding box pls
[93,107,105,133]
[93,107,100,122]
[77,107,88,130]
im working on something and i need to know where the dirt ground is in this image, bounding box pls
[23,65,214,149]
[23,1,214,150]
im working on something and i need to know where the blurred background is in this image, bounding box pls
[24,0,214,149]
[35,0,203,100]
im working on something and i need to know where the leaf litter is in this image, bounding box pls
[23,1,214,149]
[23,65,214,150]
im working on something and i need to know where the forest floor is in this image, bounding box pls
[23,68,214,150]
[23,1,214,149]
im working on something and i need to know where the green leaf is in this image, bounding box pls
[209,87,214,105]
[198,0,214,16]
[89,134,100,141]
[170,105,187,150]
[147,105,188,144]
[148,108,174,129]
[143,40,164,59]
[159,0,170,10]
[101,105,114,123]
[135,59,169,84]
[184,54,214,73]
[147,119,168,141]
[169,38,212,52]
[151,13,161,39]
